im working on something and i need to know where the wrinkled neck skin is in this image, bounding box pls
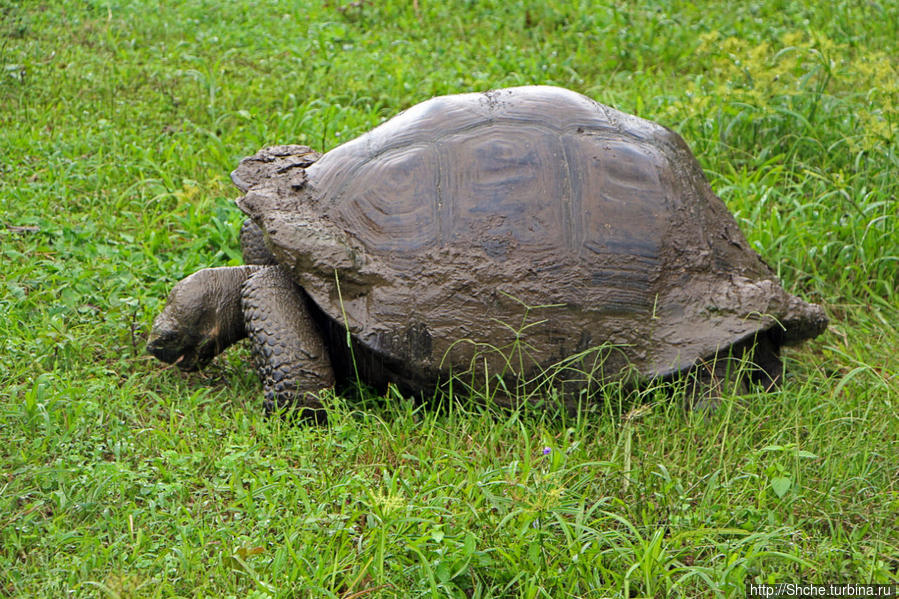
[201,265,262,347]
[148,265,265,369]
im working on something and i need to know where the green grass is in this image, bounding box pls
[1,0,897,596]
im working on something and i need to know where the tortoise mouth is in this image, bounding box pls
[173,351,200,371]
[147,334,181,365]
[147,330,214,371]
[147,344,209,372]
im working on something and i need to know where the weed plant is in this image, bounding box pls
[1,1,897,597]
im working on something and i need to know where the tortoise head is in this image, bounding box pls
[147,266,259,371]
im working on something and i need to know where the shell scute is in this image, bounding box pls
[331,143,439,252]
[440,125,567,252]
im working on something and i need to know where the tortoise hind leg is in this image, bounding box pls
[747,331,783,391]
[684,354,748,411]
[684,331,784,409]
[241,266,335,420]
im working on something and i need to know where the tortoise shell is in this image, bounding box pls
[234,86,827,391]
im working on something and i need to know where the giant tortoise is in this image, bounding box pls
[147,85,828,415]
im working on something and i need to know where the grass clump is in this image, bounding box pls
[1,0,897,597]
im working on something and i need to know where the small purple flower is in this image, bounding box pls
[542,447,552,455]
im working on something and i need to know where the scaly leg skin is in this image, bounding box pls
[241,266,335,421]
[239,218,277,266]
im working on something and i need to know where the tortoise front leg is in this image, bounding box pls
[239,218,277,265]
[241,266,335,419]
